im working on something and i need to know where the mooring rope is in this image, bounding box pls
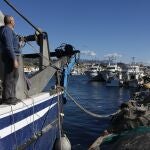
[63,88,120,118]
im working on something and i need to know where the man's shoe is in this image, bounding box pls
[4,100,17,105]
[0,99,3,104]
[14,98,21,103]
[4,98,19,105]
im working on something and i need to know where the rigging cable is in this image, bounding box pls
[20,94,41,119]
[23,91,54,149]
[16,92,55,149]
[26,42,62,71]
[32,95,56,148]
[20,99,37,136]
[3,0,42,34]
[10,105,18,150]
[31,94,35,150]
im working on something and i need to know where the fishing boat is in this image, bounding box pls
[0,0,80,149]
[99,64,122,81]
[86,64,103,81]
[126,64,145,88]
[106,75,123,87]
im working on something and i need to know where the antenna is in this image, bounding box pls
[131,56,136,73]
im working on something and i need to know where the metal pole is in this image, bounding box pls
[3,0,42,34]
[56,71,62,150]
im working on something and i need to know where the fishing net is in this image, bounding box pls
[101,127,150,150]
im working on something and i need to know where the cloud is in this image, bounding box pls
[104,53,122,58]
[80,50,96,56]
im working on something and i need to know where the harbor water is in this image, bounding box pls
[63,75,131,150]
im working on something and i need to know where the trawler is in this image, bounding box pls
[0,0,79,149]
[86,63,103,81]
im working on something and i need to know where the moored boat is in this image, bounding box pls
[0,1,80,149]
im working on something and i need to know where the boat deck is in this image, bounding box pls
[0,91,59,116]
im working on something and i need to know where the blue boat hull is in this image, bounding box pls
[0,93,63,150]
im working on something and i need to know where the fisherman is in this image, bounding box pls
[0,15,20,104]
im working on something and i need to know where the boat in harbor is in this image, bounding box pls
[106,75,123,87]
[125,64,145,88]
[0,1,79,149]
[86,63,103,81]
[99,64,122,81]
[71,64,84,75]
[99,63,124,86]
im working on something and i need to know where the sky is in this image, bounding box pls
[1,0,150,63]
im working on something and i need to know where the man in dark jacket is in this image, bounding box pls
[0,15,20,104]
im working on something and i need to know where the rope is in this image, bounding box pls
[19,99,36,135]
[63,88,120,118]
[31,96,35,150]
[23,92,36,147]
[33,109,51,148]
[22,92,55,149]
[26,42,62,71]
[23,92,41,118]
[26,42,48,61]
[23,91,54,149]
[88,133,113,150]
[10,105,18,150]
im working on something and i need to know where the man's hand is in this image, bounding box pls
[14,59,19,68]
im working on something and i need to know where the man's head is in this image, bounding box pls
[4,15,15,29]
